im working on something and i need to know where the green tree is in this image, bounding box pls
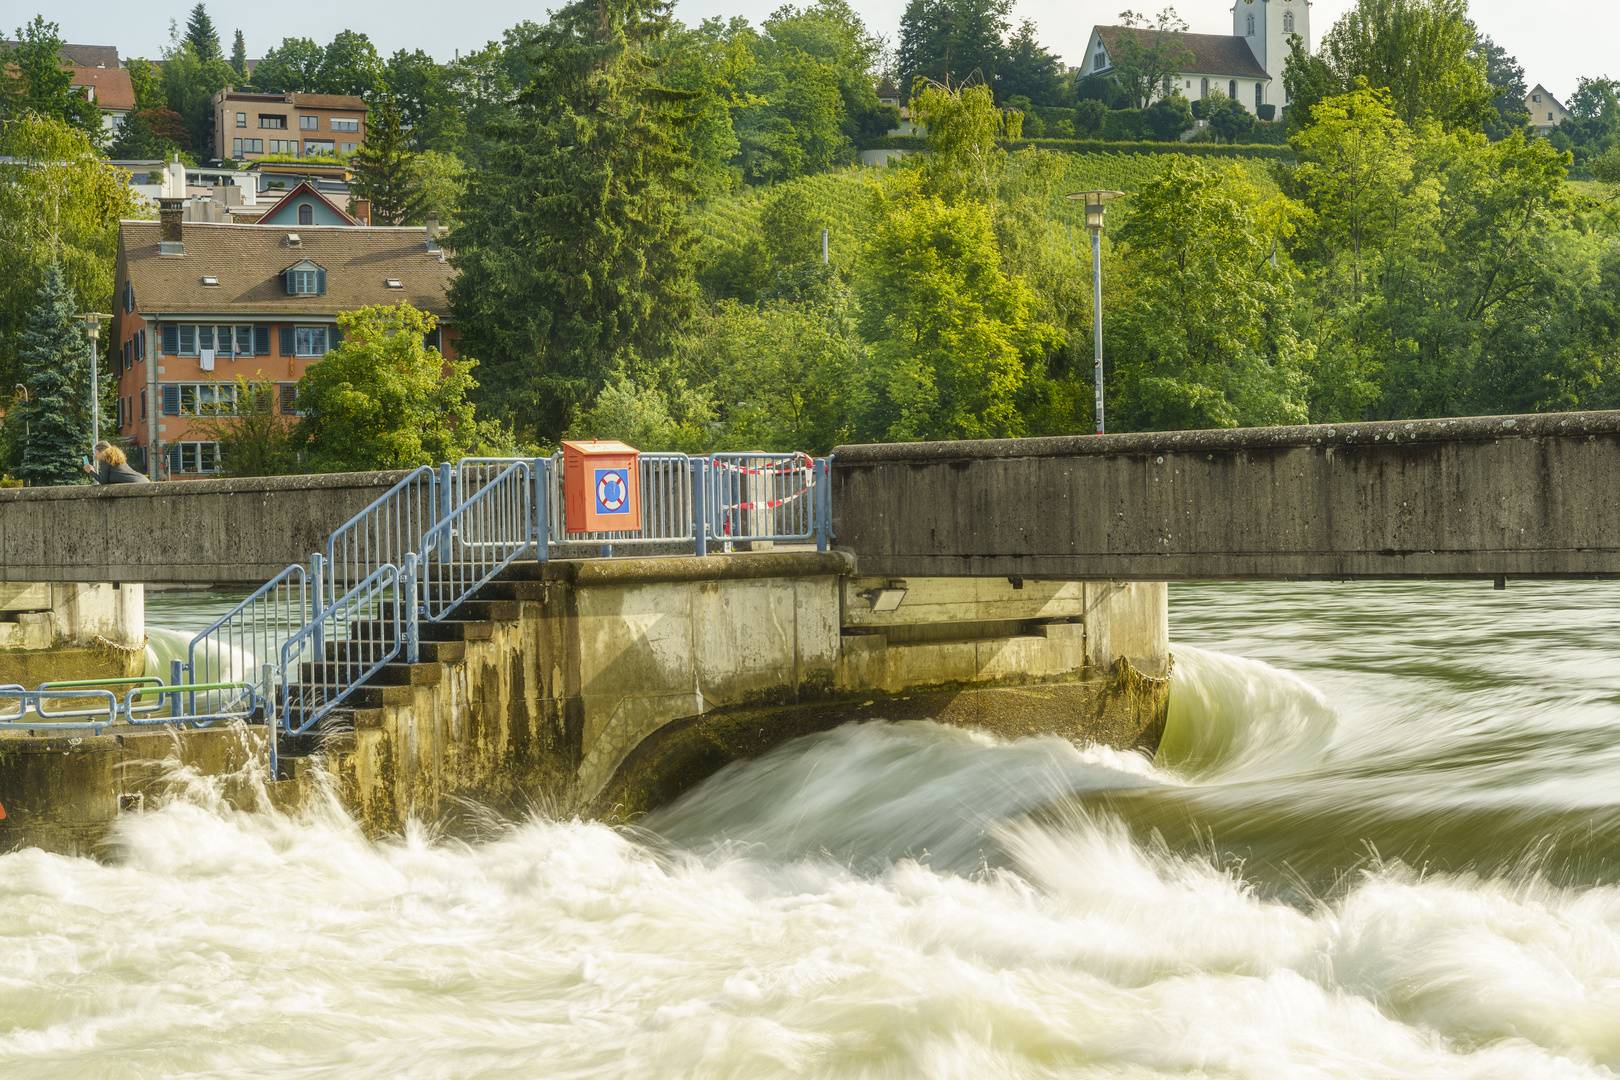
[1,17,101,139]
[293,304,507,471]
[0,113,139,396]
[14,264,93,486]
[1144,92,1193,140]
[386,48,460,153]
[856,174,1055,440]
[1317,0,1493,131]
[895,0,1011,99]
[125,57,164,111]
[193,376,296,477]
[160,30,234,153]
[411,150,466,226]
[1203,88,1255,142]
[230,30,248,81]
[999,19,1071,108]
[350,99,424,224]
[317,30,387,99]
[1109,8,1195,111]
[184,4,222,63]
[249,37,323,94]
[1110,160,1309,430]
[1281,31,1338,131]
[913,80,1010,204]
[448,0,699,441]
[441,25,542,168]
[1471,30,1527,140]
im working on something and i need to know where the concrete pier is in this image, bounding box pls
[0,553,1170,852]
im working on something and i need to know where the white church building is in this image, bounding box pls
[1079,0,1311,116]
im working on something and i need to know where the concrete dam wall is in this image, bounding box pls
[0,553,1169,852]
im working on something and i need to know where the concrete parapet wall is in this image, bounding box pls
[0,471,410,584]
[832,411,1620,581]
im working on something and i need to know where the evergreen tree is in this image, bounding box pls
[15,264,92,486]
[449,0,699,441]
[350,99,425,224]
[230,30,248,80]
[185,5,222,63]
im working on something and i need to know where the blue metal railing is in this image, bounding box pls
[132,450,835,772]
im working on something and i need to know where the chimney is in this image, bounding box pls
[353,198,371,226]
[158,197,185,255]
[425,211,441,252]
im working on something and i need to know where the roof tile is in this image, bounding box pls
[1095,26,1270,81]
[120,221,453,318]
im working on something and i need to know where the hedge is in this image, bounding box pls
[1003,139,1296,162]
[856,135,928,151]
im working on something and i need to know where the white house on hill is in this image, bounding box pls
[1524,84,1570,137]
[1080,0,1312,117]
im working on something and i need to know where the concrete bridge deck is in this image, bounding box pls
[4,410,1620,584]
[830,411,1620,581]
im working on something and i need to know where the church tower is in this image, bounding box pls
[1233,0,1310,108]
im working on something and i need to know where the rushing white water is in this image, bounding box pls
[5,581,1620,1077]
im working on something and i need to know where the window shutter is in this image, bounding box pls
[254,325,270,355]
[330,322,342,345]
[316,268,326,295]
[162,324,178,354]
[279,326,294,355]
[285,270,296,296]
[167,444,181,474]
[162,385,180,415]
[122,280,130,312]
[280,383,298,414]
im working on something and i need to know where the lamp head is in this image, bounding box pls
[1065,189,1125,232]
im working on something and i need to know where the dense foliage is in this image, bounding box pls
[14,264,94,486]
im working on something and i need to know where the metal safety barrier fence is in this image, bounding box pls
[160,449,831,774]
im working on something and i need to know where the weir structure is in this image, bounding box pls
[7,408,1619,853]
[0,453,1167,853]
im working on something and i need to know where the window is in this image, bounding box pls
[1256,83,1264,110]
[423,327,441,351]
[1533,94,1542,103]
[1201,77,1209,97]
[331,118,360,132]
[1246,13,1255,34]
[299,115,318,130]
[298,204,313,226]
[304,139,335,156]
[165,324,265,358]
[167,441,221,475]
[232,137,263,157]
[163,383,240,417]
[267,139,298,155]
[280,383,302,415]
[341,142,359,154]
[294,326,329,357]
[1230,80,1238,98]
[1094,51,1106,70]
[287,268,322,295]
[236,111,246,127]
[259,114,287,129]
[1549,111,1554,121]
[1283,11,1294,32]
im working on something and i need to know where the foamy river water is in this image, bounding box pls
[5,581,1620,1078]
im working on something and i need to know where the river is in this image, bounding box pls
[3,580,1618,1077]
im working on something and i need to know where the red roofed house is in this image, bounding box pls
[69,66,135,136]
[111,199,457,479]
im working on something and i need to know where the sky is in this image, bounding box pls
[29,0,1617,104]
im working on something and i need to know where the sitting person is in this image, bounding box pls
[83,441,149,484]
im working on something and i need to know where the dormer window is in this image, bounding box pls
[286,232,301,247]
[283,258,326,296]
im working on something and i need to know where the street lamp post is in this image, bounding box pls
[79,312,110,447]
[1064,190,1124,434]
[12,383,27,449]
